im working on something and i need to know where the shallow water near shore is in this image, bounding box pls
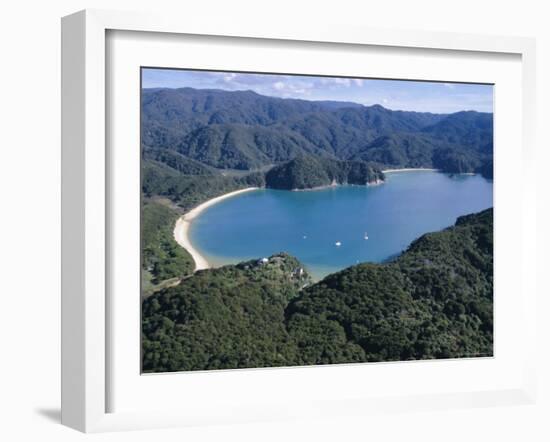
[190,171,493,280]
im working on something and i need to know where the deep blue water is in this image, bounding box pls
[190,171,493,280]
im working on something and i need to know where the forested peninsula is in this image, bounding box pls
[265,155,384,190]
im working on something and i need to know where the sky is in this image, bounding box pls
[142,68,493,114]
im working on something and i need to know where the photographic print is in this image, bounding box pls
[140,68,493,373]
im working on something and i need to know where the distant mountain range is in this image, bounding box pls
[142,87,493,178]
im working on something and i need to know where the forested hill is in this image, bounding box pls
[265,155,384,190]
[142,253,313,371]
[142,87,493,176]
[142,208,493,372]
[287,208,493,363]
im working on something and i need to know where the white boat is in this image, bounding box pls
[364,231,369,240]
[335,241,342,247]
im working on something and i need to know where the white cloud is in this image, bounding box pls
[316,77,365,88]
[319,77,356,87]
[269,79,314,96]
[333,78,351,86]
[443,83,456,89]
[223,73,237,83]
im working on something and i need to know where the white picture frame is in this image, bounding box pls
[61,9,538,433]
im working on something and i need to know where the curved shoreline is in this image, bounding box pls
[173,187,259,271]
[290,178,385,192]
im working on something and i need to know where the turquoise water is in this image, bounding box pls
[190,171,493,280]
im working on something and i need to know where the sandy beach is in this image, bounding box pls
[382,168,439,173]
[173,187,259,271]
